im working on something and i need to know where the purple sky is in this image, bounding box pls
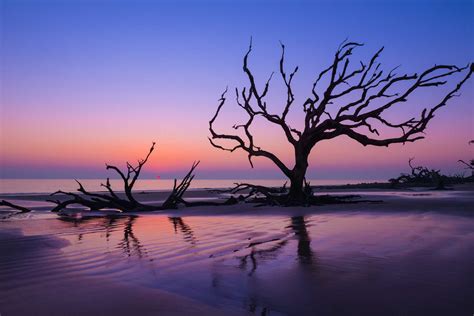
[1,0,473,180]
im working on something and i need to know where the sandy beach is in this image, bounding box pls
[1,183,473,216]
[1,184,473,315]
[3,0,473,314]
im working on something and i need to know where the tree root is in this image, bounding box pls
[215,182,381,207]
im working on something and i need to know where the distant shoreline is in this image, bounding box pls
[1,183,473,218]
[0,178,384,195]
[1,180,473,197]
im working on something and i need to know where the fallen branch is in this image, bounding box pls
[1,142,237,213]
[0,200,32,213]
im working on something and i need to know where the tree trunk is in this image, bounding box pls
[287,147,310,204]
[288,168,307,203]
[125,186,138,206]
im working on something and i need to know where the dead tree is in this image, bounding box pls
[389,158,444,188]
[458,140,474,177]
[209,39,473,204]
[47,142,159,212]
[1,142,235,213]
[213,182,288,205]
[459,159,474,171]
[162,161,199,209]
[0,200,32,213]
[48,143,208,211]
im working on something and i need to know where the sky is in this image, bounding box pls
[1,0,473,180]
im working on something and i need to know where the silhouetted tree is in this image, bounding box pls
[209,40,473,204]
[47,142,201,211]
[1,142,235,213]
[389,158,445,189]
[459,140,474,177]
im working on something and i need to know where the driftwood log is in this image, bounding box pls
[1,142,237,214]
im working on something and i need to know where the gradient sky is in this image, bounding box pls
[1,0,473,180]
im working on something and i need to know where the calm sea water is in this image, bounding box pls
[0,179,379,194]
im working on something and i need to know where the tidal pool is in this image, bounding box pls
[1,211,473,315]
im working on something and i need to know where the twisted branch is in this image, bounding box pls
[210,39,472,175]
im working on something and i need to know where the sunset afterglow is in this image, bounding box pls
[1,0,472,179]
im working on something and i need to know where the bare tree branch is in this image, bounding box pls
[0,200,32,213]
[209,39,473,204]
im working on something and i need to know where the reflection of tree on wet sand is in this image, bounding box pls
[59,215,148,259]
[118,216,147,258]
[57,215,96,241]
[58,215,198,259]
[288,216,315,265]
[239,239,288,276]
[235,216,315,315]
[247,296,268,316]
[104,216,118,242]
[168,217,197,245]
[239,216,315,276]
[61,215,141,256]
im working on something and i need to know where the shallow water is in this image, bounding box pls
[1,212,473,315]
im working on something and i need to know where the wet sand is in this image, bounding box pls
[1,183,473,215]
[1,185,473,315]
[0,223,246,316]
